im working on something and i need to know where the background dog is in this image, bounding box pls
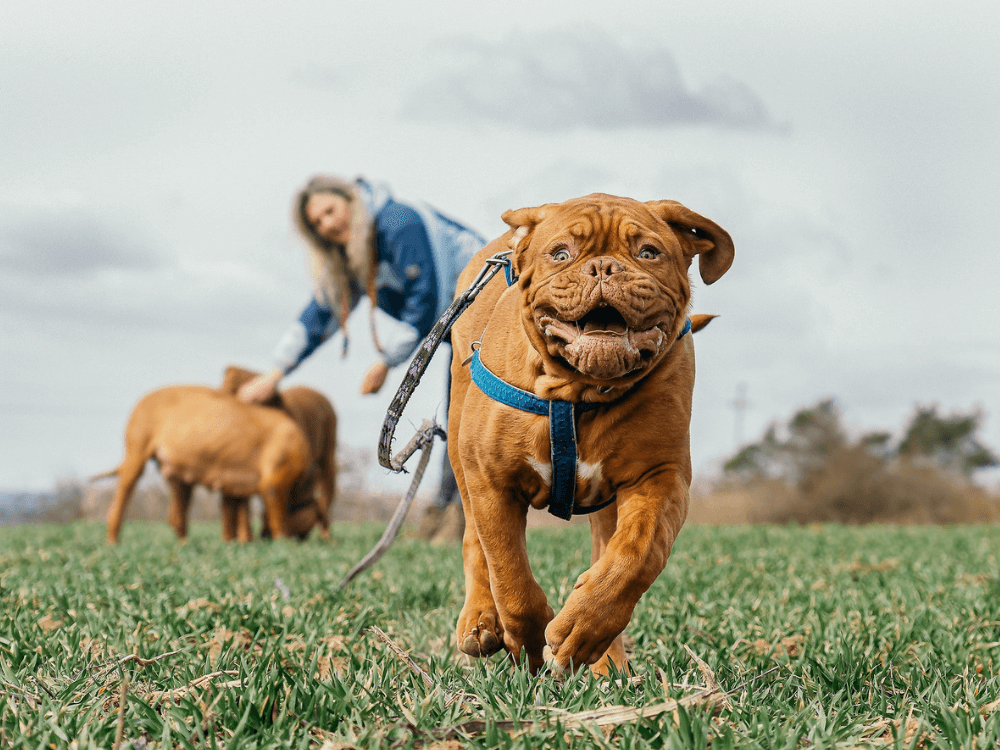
[220,365,338,541]
[100,383,313,543]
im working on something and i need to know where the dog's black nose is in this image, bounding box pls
[582,257,622,280]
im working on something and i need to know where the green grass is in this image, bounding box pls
[1,520,999,748]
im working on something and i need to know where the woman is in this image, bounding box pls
[240,174,486,538]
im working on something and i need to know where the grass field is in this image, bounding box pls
[1,520,999,749]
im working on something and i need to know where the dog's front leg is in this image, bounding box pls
[584,503,629,676]
[166,478,193,540]
[544,472,688,673]
[452,439,505,661]
[220,495,240,541]
[259,486,288,539]
[463,475,554,672]
[456,501,504,660]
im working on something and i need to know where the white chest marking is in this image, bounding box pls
[576,460,604,505]
[527,457,551,485]
[527,458,604,505]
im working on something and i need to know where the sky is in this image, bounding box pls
[2,0,999,499]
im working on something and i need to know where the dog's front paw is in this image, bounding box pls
[542,644,568,675]
[456,607,503,658]
[544,602,629,673]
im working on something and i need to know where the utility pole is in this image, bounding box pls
[731,382,749,448]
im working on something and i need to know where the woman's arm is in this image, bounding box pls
[238,297,340,403]
[273,297,340,373]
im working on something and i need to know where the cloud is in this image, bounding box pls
[402,29,778,132]
[0,199,168,279]
[0,191,302,339]
[288,65,343,91]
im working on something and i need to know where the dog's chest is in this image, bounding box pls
[525,454,610,510]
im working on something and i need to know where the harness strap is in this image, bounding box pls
[468,350,600,416]
[678,316,692,338]
[469,350,604,519]
[503,259,518,287]
[548,400,580,520]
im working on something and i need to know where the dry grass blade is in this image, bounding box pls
[111,672,129,750]
[95,649,183,681]
[367,625,482,720]
[682,643,733,711]
[681,644,720,692]
[438,686,729,739]
[555,687,729,728]
[1,680,41,707]
[147,670,241,706]
[368,626,435,691]
[850,713,927,747]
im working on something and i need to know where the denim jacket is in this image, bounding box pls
[272,178,486,372]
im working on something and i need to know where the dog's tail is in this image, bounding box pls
[690,314,718,333]
[88,467,119,482]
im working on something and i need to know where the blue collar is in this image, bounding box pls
[468,317,691,520]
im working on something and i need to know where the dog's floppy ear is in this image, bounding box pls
[501,204,553,279]
[221,365,260,395]
[647,200,734,285]
[502,205,548,231]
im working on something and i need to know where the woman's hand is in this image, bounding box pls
[360,361,390,395]
[238,369,283,403]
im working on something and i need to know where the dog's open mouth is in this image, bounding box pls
[537,306,668,380]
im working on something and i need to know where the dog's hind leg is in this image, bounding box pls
[105,453,147,543]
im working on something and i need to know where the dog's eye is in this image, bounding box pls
[638,246,659,260]
[551,248,571,262]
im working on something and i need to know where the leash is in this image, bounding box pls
[338,250,514,589]
[337,419,441,590]
[377,249,515,471]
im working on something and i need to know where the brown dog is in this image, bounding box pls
[219,366,338,541]
[101,384,313,543]
[448,193,734,675]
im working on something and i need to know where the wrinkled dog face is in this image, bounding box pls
[504,194,733,383]
[529,210,685,381]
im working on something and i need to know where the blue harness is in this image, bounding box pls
[469,276,692,520]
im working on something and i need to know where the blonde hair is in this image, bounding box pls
[292,175,380,353]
